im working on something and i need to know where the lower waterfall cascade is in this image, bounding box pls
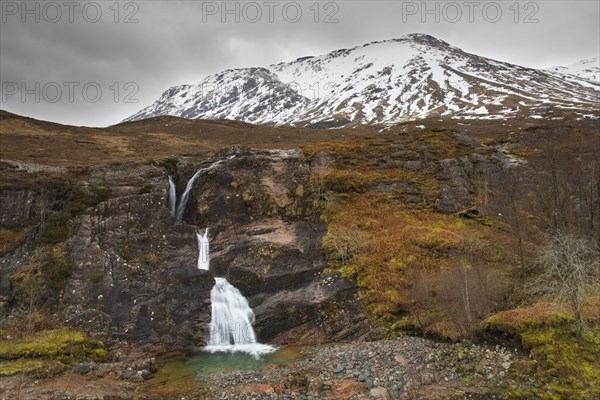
[204,277,276,356]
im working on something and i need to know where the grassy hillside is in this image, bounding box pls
[0,110,365,167]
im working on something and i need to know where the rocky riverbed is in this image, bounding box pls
[1,335,536,399]
[181,336,525,400]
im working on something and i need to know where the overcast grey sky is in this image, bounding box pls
[1,0,598,127]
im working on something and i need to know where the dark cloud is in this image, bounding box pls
[1,0,598,126]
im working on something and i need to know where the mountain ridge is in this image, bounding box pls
[124,34,599,126]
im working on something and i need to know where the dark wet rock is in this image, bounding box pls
[438,159,469,186]
[62,308,113,333]
[435,158,473,214]
[129,371,145,382]
[140,369,153,379]
[127,358,157,374]
[113,359,156,382]
[174,148,368,344]
[1,147,368,351]
[51,162,216,350]
[74,362,95,375]
[436,183,472,214]
[118,367,134,381]
[0,189,39,226]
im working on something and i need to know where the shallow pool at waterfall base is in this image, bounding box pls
[147,346,305,393]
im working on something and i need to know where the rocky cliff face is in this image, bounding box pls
[0,148,369,352]
[176,148,368,344]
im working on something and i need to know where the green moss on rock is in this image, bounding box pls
[0,328,108,377]
[485,302,600,399]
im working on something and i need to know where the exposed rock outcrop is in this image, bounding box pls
[1,147,369,352]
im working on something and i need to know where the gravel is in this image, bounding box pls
[196,336,522,399]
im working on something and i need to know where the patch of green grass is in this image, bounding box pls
[90,273,103,283]
[0,359,66,378]
[486,302,600,399]
[38,186,107,244]
[157,156,179,174]
[139,183,154,194]
[0,328,84,359]
[89,184,111,201]
[0,328,108,377]
[41,245,74,290]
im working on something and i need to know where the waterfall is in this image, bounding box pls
[165,154,274,355]
[196,228,210,270]
[167,176,177,216]
[175,165,212,219]
[204,277,276,356]
[174,155,236,220]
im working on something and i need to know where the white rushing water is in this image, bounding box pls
[166,155,273,355]
[196,228,210,270]
[204,277,276,356]
[174,155,236,220]
[167,176,177,216]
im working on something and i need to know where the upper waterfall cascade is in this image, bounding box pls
[167,155,236,220]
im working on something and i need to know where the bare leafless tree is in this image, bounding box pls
[11,265,44,331]
[406,237,511,339]
[528,232,600,335]
[490,163,531,290]
[322,225,366,264]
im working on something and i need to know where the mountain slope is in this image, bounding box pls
[125,34,599,126]
[544,57,600,83]
[136,68,310,125]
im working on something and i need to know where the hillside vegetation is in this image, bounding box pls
[1,110,598,398]
[304,117,600,398]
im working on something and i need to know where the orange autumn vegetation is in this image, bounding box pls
[321,191,515,337]
[0,229,27,257]
[304,131,526,338]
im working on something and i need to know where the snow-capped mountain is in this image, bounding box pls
[124,34,599,126]
[544,57,599,83]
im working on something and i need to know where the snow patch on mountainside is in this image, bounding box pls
[124,34,599,126]
[544,58,600,83]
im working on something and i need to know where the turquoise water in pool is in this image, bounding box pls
[148,347,305,395]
